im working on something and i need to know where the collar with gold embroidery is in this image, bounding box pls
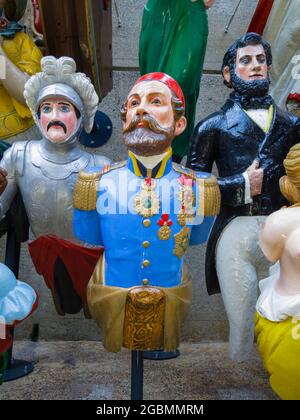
[127,149,172,178]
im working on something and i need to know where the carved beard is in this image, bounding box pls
[123,114,175,157]
[229,65,273,110]
[230,68,270,97]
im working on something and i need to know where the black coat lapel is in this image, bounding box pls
[223,100,265,140]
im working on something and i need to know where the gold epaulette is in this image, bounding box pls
[73,171,102,211]
[196,175,221,217]
[73,161,126,211]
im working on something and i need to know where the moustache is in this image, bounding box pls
[47,120,67,134]
[123,114,171,136]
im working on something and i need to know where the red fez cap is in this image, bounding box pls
[287,93,300,104]
[134,72,185,111]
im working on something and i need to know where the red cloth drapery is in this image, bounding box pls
[247,0,274,35]
[28,235,103,301]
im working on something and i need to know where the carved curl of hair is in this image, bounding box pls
[24,56,99,133]
[280,144,300,204]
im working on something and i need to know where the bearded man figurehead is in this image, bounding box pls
[121,72,187,157]
[221,32,273,110]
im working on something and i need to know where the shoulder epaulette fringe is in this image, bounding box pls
[73,161,127,211]
[73,171,102,211]
[196,175,221,217]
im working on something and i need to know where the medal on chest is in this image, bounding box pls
[134,177,160,217]
[157,214,173,240]
[177,174,195,226]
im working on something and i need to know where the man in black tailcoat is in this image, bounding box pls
[187,33,300,361]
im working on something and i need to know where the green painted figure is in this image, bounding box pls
[139,0,213,161]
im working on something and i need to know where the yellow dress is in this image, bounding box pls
[255,313,300,400]
[0,32,42,140]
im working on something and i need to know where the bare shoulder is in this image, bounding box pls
[265,207,300,234]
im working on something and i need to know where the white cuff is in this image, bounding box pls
[243,171,253,204]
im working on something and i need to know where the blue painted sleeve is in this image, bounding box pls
[189,216,215,245]
[73,208,103,246]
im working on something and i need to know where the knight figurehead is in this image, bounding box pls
[24,56,99,145]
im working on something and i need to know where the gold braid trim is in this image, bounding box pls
[73,162,126,211]
[73,171,103,211]
[196,175,221,217]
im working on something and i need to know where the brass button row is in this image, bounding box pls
[142,260,150,268]
[142,220,151,268]
[143,219,151,227]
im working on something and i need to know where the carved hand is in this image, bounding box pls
[247,159,264,197]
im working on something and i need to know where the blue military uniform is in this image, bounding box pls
[73,149,220,288]
[73,149,220,352]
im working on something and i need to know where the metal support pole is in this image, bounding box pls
[131,350,144,400]
[5,228,20,367]
[224,0,243,34]
[3,228,34,382]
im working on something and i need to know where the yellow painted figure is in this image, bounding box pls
[0,1,42,140]
[256,144,300,400]
[255,315,300,400]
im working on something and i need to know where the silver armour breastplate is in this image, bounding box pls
[17,141,109,239]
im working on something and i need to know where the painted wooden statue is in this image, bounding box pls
[0,55,110,315]
[0,262,37,383]
[139,0,214,162]
[256,143,300,400]
[74,72,220,352]
[187,33,300,361]
[0,0,42,142]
